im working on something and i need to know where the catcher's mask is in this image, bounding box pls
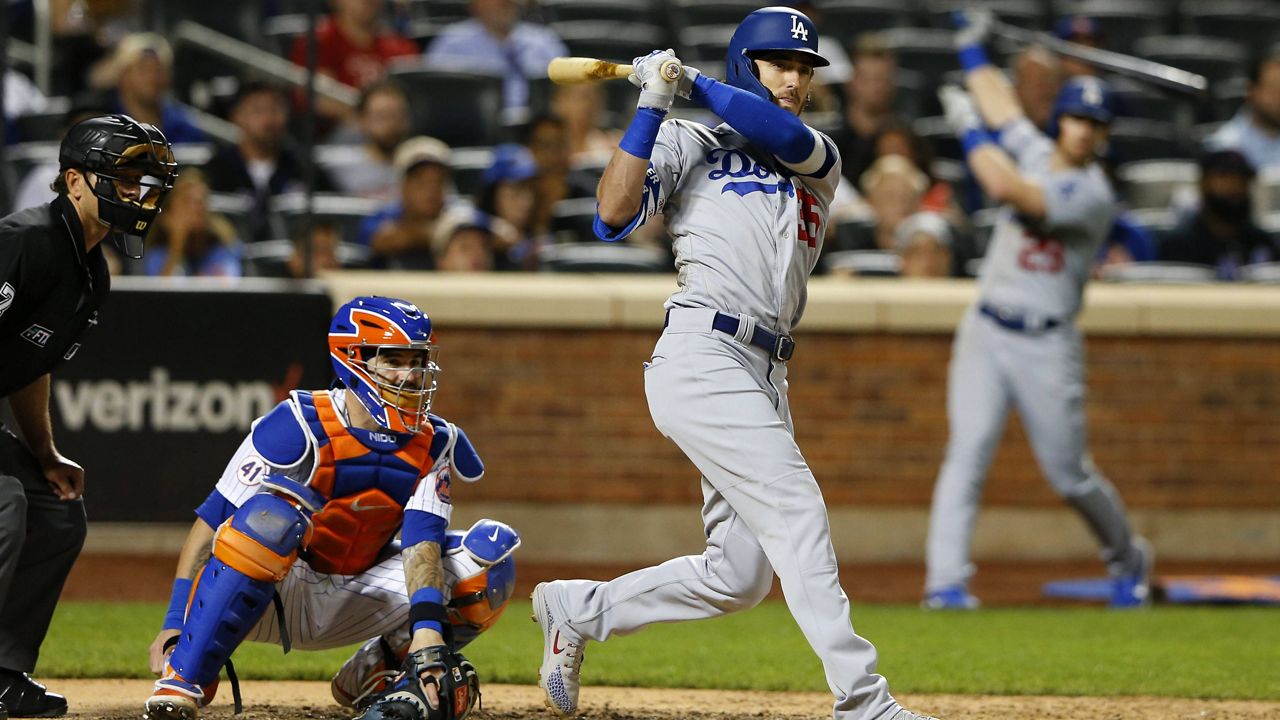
[58,113,178,258]
[329,296,439,434]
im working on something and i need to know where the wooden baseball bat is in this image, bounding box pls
[990,21,1208,96]
[548,56,682,85]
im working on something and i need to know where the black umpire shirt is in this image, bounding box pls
[0,194,111,399]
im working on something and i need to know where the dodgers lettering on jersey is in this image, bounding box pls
[979,119,1115,319]
[608,119,840,335]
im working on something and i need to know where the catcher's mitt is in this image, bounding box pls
[354,646,480,720]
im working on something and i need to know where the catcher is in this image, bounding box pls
[143,295,518,720]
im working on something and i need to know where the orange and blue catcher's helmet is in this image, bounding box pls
[329,296,438,434]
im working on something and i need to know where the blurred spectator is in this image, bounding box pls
[145,169,244,277]
[4,69,48,143]
[871,121,959,222]
[832,33,899,191]
[895,211,954,278]
[1012,46,1064,133]
[330,81,412,202]
[12,98,109,210]
[362,135,454,268]
[522,115,595,235]
[1205,46,1280,171]
[1052,16,1102,79]
[289,0,418,90]
[1159,150,1279,279]
[424,0,568,110]
[257,222,345,279]
[432,206,516,272]
[89,33,205,144]
[860,154,928,251]
[550,84,620,165]
[203,81,335,242]
[478,143,543,270]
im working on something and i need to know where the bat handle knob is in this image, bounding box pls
[659,59,683,82]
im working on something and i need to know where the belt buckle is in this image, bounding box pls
[774,334,795,361]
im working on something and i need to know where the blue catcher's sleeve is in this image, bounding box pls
[403,509,448,548]
[194,489,236,528]
[249,401,309,467]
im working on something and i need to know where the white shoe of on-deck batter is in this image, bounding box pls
[532,581,586,716]
[892,711,940,720]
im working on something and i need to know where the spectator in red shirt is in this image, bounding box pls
[289,0,419,127]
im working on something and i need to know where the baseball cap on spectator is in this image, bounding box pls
[482,144,538,186]
[394,136,451,176]
[893,211,953,252]
[1199,149,1256,179]
[859,154,928,196]
[1053,16,1100,44]
[113,32,174,71]
[431,206,517,257]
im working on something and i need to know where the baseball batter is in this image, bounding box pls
[531,8,935,720]
[143,296,517,720]
[923,9,1152,610]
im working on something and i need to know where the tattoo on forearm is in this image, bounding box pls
[187,543,213,580]
[403,541,444,595]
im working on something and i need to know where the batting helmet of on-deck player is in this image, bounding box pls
[725,7,830,103]
[1047,76,1116,138]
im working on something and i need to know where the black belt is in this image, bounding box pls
[665,310,796,361]
[979,303,1061,333]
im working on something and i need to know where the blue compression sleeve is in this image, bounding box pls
[164,578,193,630]
[618,107,666,160]
[403,509,448,547]
[962,127,996,155]
[688,74,815,165]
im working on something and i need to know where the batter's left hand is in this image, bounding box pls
[40,450,84,501]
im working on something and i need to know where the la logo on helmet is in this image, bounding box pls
[790,15,808,40]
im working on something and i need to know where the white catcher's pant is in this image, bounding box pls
[552,308,901,720]
[925,306,1139,592]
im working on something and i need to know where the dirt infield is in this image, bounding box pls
[48,680,1280,720]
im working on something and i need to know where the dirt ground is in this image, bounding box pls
[47,679,1280,719]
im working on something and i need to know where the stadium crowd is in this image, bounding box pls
[3,0,1280,280]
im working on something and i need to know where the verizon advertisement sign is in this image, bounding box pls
[44,282,332,522]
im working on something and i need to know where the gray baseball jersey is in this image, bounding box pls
[553,118,908,720]
[978,118,1116,319]
[925,118,1143,598]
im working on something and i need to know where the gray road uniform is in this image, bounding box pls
[925,118,1144,592]
[548,118,904,720]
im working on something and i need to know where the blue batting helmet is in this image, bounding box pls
[726,6,829,103]
[1048,76,1115,137]
[328,296,439,434]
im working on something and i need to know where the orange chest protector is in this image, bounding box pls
[294,390,436,575]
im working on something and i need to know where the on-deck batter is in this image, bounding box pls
[530,8,935,720]
[923,9,1153,610]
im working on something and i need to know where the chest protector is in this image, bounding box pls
[295,390,436,575]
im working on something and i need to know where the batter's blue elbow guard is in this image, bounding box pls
[688,74,814,164]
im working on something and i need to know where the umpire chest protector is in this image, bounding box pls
[290,389,437,574]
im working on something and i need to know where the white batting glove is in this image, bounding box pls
[952,8,994,49]
[676,65,701,100]
[629,49,682,111]
[938,85,982,137]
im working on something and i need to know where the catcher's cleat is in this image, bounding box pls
[531,582,585,717]
[142,693,198,720]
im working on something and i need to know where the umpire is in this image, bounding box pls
[0,114,175,718]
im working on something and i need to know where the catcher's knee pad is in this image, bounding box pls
[168,478,320,686]
[446,519,520,649]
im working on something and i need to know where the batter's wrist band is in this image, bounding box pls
[164,578,193,630]
[958,45,991,73]
[962,127,995,154]
[619,107,667,160]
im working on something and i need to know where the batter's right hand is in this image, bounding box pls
[630,49,682,111]
[149,628,181,676]
[952,8,994,48]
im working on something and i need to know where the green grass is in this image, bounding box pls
[40,601,1279,700]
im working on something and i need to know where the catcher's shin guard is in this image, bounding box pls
[164,480,320,690]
